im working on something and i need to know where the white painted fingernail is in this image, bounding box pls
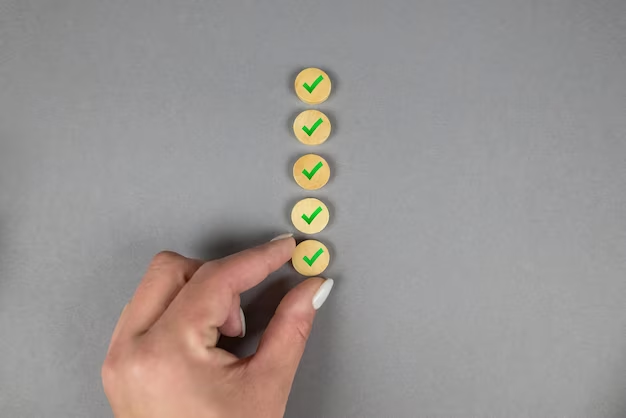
[239,307,246,338]
[312,279,334,310]
[270,233,293,242]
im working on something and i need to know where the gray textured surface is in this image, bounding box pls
[1,0,626,417]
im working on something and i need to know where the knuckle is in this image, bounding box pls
[127,343,162,382]
[146,251,189,287]
[101,338,182,397]
[150,251,183,269]
[101,358,114,385]
[101,348,123,389]
[291,317,313,344]
[102,342,165,387]
[271,312,313,346]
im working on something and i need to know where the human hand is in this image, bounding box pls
[101,234,334,418]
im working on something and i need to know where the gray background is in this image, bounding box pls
[1,0,625,417]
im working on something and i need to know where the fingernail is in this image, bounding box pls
[239,307,246,338]
[270,233,293,242]
[312,279,334,310]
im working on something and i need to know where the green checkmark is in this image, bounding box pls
[301,206,323,225]
[302,161,323,180]
[302,118,323,136]
[303,75,324,93]
[303,248,324,266]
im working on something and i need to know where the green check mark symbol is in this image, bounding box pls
[302,118,323,136]
[303,248,324,266]
[303,75,324,93]
[301,206,323,225]
[302,161,323,180]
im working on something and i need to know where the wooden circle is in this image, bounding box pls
[294,68,332,104]
[292,240,330,276]
[293,110,331,146]
[293,154,330,190]
[291,198,330,234]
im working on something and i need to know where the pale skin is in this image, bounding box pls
[101,234,333,418]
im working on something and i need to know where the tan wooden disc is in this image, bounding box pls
[294,68,332,104]
[291,198,330,234]
[292,240,330,276]
[293,154,330,190]
[293,110,331,146]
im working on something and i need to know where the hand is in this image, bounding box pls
[101,234,334,418]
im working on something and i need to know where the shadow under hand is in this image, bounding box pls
[218,274,293,358]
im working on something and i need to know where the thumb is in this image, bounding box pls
[251,277,334,386]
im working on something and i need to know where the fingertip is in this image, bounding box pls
[271,277,327,317]
[270,233,294,242]
[264,233,296,263]
[269,233,296,250]
[312,278,334,310]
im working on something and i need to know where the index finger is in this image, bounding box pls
[155,235,296,347]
